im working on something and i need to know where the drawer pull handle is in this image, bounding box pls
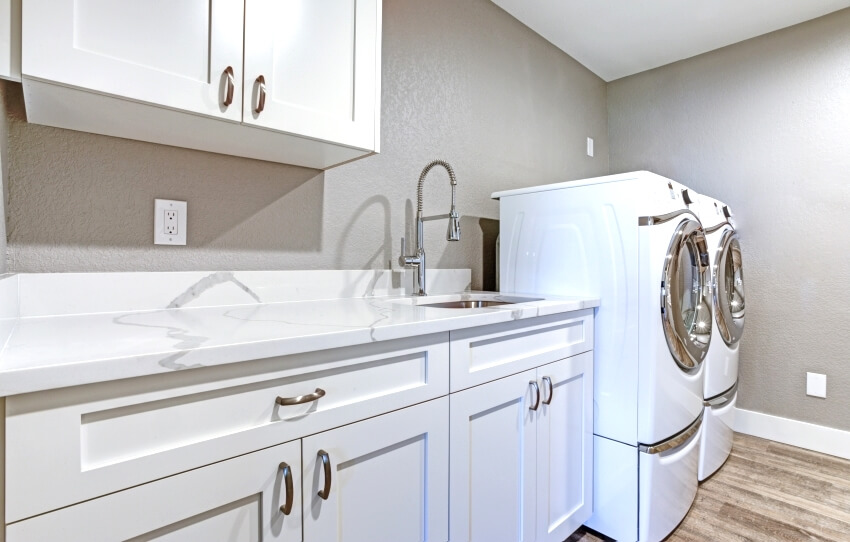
[529,380,540,411]
[279,461,294,515]
[317,450,332,500]
[276,388,326,406]
[255,75,267,114]
[542,376,554,405]
[222,66,235,107]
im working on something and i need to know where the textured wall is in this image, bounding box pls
[0,81,8,273]
[608,9,850,430]
[4,0,609,289]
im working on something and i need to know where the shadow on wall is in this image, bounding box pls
[4,83,324,254]
[335,194,393,269]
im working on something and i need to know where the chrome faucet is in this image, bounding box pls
[399,159,461,296]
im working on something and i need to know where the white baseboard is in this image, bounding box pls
[734,407,850,461]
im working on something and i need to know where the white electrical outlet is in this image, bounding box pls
[154,199,187,245]
[806,372,826,398]
[587,137,594,157]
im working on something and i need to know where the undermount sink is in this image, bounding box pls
[390,293,543,309]
[417,300,514,309]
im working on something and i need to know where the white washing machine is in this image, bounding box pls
[694,195,745,481]
[494,171,712,542]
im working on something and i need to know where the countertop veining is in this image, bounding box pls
[0,286,598,397]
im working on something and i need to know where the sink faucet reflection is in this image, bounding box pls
[399,159,461,296]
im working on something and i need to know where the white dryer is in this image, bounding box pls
[494,171,712,542]
[694,195,745,481]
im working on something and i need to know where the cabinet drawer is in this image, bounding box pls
[7,439,302,542]
[449,310,593,392]
[6,333,449,522]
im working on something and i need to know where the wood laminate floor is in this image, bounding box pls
[568,432,850,541]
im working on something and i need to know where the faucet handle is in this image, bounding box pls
[399,237,408,267]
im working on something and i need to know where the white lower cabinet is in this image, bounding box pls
[303,398,449,542]
[3,313,592,541]
[8,398,450,542]
[535,352,594,541]
[449,351,593,542]
[449,369,537,542]
[7,439,303,542]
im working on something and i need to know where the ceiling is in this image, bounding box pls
[490,0,850,81]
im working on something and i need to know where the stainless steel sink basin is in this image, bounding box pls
[417,300,514,309]
[394,294,543,309]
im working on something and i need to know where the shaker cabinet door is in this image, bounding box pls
[7,440,303,542]
[449,370,538,542]
[535,352,594,542]
[243,0,380,150]
[302,398,449,542]
[22,0,244,120]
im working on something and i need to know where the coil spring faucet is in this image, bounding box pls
[399,160,461,296]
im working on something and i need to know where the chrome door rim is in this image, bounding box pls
[661,219,713,373]
[714,229,745,346]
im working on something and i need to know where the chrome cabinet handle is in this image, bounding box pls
[542,376,553,405]
[529,380,540,411]
[317,450,332,500]
[222,66,235,107]
[279,462,294,515]
[255,75,267,114]
[276,388,326,406]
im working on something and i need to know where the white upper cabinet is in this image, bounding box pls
[0,0,22,81]
[244,0,380,151]
[22,0,244,121]
[19,0,382,169]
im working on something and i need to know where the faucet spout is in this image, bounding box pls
[400,159,461,296]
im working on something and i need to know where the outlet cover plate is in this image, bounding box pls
[154,199,187,245]
[806,372,827,398]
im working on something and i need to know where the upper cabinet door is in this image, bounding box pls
[244,0,380,151]
[22,0,244,121]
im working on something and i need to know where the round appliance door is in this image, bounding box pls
[662,219,713,372]
[714,230,745,345]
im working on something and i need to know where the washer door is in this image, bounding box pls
[714,230,745,346]
[661,219,712,372]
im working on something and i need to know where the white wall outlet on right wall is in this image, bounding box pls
[586,137,594,157]
[806,372,827,398]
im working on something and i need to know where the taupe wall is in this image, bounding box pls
[3,0,609,289]
[0,81,8,273]
[608,9,850,430]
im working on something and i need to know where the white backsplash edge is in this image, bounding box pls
[0,274,20,349]
[17,269,472,318]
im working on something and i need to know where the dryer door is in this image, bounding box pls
[662,219,713,372]
[714,230,745,346]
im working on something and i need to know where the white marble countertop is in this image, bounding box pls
[0,290,598,397]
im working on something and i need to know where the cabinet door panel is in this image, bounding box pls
[7,440,302,542]
[449,370,537,542]
[302,398,448,542]
[244,0,379,150]
[22,0,243,120]
[536,352,594,542]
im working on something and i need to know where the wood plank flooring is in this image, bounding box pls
[568,432,850,541]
